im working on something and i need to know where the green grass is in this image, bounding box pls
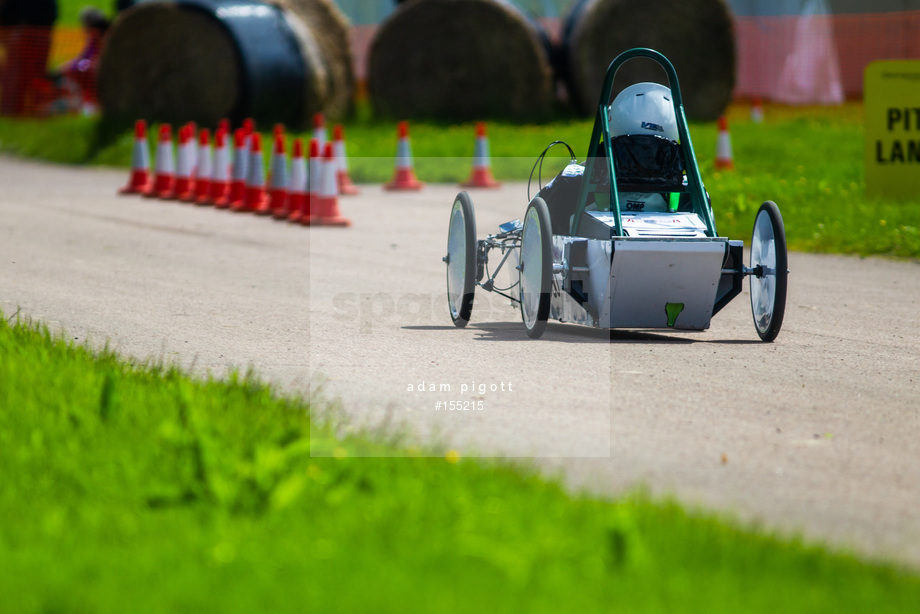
[58,0,113,26]
[2,103,919,258]
[2,313,920,612]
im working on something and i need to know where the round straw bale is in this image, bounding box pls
[563,0,735,121]
[98,2,240,126]
[368,0,554,121]
[270,2,330,121]
[274,0,354,118]
[99,0,329,128]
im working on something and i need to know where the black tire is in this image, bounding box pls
[519,197,553,339]
[750,201,788,342]
[446,192,477,327]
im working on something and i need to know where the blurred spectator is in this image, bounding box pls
[47,7,110,112]
[0,0,58,115]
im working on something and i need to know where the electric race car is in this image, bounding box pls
[444,48,788,340]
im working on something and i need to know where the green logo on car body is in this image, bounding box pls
[665,302,684,327]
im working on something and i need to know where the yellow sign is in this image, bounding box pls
[865,61,920,199]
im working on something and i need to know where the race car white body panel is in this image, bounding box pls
[602,239,725,330]
[549,210,726,330]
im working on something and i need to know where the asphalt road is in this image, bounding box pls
[2,156,919,567]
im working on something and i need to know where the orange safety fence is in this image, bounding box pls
[734,10,920,102]
[0,26,89,117]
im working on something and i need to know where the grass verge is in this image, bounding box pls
[1,103,919,258]
[2,313,920,612]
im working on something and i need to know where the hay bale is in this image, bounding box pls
[368,0,554,121]
[274,0,354,119]
[98,0,337,128]
[563,0,735,121]
[98,2,240,126]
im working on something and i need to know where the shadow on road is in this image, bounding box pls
[402,322,764,345]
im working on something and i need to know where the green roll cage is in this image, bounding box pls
[570,48,719,238]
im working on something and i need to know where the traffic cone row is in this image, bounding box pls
[117,117,350,227]
[120,117,743,206]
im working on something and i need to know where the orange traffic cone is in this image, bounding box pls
[119,119,152,195]
[173,125,196,201]
[203,127,231,206]
[332,124,359,195]
[262,133,288,216]
[291,138,319,224]
[751,97,764,124]
[280,137,307,221]
[233,132,269,213]
[309,142,351,227]
[217,128,248,209]
[461,121,501,188]
[187,128,211,203]
[312,112,326,151]
[145,124,175,199]
[715,116,735,171]
[385,121,423,190]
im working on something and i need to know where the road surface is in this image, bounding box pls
[2,156,918,566]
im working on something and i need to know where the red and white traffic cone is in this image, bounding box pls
[751,97,764,124]
[185,122,198,178]
[203,127,231,206]
[233,132,269,213]
[280,137,307,221]
[217,128,248,209]
[312,112,327,151]
[309,142,351,227]
[715,116,735,171]
[119,119,152,195]
[292,138,319,224]
[187,128,212,203]
[461,121,501,188]
[240,118,255,166]
[172,125,196,201]
[262,132,288,216]
[145,124,175,199]
[332,124,359,195]
[385,121,423,191]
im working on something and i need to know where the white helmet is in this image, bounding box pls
[608,82,679,142]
